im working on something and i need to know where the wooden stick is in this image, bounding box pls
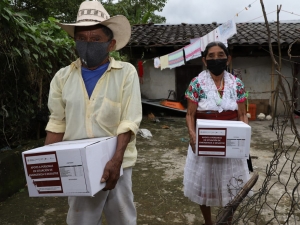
[260,0,278,67]
[277,5,282,71]
[215,172,259,224]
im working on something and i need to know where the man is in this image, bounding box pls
[44,1,142,224]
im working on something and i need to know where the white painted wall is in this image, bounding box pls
[232,57,272,100]
[140,60,176,99]
[232,56,293,115]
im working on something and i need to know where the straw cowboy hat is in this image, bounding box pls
[57,0,131,50]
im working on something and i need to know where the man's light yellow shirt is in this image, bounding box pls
[45,57,142,168]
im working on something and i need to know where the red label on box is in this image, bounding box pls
[198,128,227,156]
[24,151,63,193]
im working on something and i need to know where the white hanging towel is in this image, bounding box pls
[200,29,220,51]
[216,19,237,41]
[184,38,201,62]
[154,57,160,68]
[168,49,185,69]
[160,54,169,70]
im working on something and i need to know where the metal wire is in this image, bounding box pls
[216,70,300,224]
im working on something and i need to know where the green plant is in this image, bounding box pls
[0,0,76,148]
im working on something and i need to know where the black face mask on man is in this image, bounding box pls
[206,59,228,76]
[76,40,110,68]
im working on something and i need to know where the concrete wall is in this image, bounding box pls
[140,60,176,100]
[232,56,293,115]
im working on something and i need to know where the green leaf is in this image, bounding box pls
[3,7,13,16]
[14,12,30,18]
[142,11,151,24]
[26,33,41,45]
[23,48,30,55]
[121,6,130,18]
[33,54,38,60]
[19,33,26,41]
[135,8,141,23]
[13,47,22,57]
[2,14,10,21]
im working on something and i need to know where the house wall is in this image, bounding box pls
[140,57,203,100]
[232,56,293,115]
[140,56,293,115]
[140,60,176,100]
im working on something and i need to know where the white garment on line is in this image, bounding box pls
[184,38,202,62]
[160,54,169,70]
[216,19,237,42]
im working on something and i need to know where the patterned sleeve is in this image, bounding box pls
[236,78,247,103]
[185,77,201,103]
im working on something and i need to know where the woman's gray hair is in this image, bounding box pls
[202,41,229,58]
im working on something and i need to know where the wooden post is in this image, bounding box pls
[271,61,275,117]
[215,172,259,224]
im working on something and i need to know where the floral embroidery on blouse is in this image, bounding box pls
[185,76,246,103]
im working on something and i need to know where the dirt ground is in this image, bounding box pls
[0,115,299,225]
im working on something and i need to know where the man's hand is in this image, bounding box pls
[100,131,131,191]
[101,159,121,191]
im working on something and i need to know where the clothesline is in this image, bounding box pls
[281,10,300,17]
[154,19,237,70]
[151,1,300,70]
[234,0,259,18]
[246,10,277,23]
[152,0,262,70]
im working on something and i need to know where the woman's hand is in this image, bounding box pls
[238,102,248,124]
[186,99,198,153]
[189,132,196,153]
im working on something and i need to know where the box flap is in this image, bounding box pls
[84,137,115,147]
[23,137,114,154]
[197,119,250,128]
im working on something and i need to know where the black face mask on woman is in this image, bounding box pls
[206,59,228,76]
[76,40,110,68]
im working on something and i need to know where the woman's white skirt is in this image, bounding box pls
[183,145,250,207]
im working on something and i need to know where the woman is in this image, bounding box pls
[183,41,250,225]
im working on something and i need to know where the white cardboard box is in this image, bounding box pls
[22,137,121,197]
[196,119,251,158]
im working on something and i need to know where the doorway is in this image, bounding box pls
[175,65,202,107]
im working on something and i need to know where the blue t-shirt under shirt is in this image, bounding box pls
[81,62,109,98]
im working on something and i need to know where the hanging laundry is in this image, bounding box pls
[200,30,218,50]
[215,28,228,47]
[168,49,185,69]
[160,54,169,70]
[137,60,144,77]
[216,19,237,42]
[153,19,237,70]
[154,57,160,68]
[184,38,201,62]
[190,37,200,44]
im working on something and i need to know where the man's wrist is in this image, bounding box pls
[111,157,123,167]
